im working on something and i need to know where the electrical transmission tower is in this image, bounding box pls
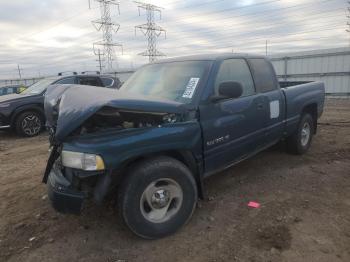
[91,0,123,71]
[134,1,166,63]
[347,1,350,46]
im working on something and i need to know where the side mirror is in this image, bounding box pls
[211,81,243,102]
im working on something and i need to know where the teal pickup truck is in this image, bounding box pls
[43,54,325,239]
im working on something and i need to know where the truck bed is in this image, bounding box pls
[281,81,325,137]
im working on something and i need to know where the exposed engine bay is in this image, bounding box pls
[78,107,180,135]
[44,84,188,142]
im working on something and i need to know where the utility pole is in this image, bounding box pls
[134,1,166,63]
[91,0,123,72]
[347,1,350,47]
[265,40,268,56]
[96,49,104,73]
[17,64,22,79]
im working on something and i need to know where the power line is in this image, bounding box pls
[164,0,282,22]
[125,22,345,51]
[134,1,166,63]
[4,9,343,59]
[164,10,345,41]
[92,0,123,71]
[1,23,345,67]
[137,25,347,54]
[159,36,348,57]
[7,4,344,56]
[7,0,341,47]
[7,0,340,45]
[159,0,335,26]
[0,0,350,76]
[162,0,340,34]
[1,16,345,58]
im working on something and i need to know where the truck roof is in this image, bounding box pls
[155,53,266,63]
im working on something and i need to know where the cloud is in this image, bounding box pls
[0,0,348,79]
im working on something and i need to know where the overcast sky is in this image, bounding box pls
[0,0,348,79]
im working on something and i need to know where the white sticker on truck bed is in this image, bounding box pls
[182,78,200,98]
[270,100,280,119]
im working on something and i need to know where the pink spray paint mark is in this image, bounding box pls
[248,201,260,208]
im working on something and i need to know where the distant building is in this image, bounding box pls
[270,47,350,97]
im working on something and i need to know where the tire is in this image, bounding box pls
[118,156,198,239]
[286,113,314,155]
[15,111,43,137]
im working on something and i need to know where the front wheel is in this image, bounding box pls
[287,113,314,155]
[118,156,198,239]
[15,111,43,137]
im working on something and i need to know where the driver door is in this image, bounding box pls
[200,59,266,175]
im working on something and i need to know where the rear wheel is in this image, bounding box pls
[15,111,43,137]
[287,113,314,155]
[118,156,197,239]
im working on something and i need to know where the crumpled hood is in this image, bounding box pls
[45,84,188,142]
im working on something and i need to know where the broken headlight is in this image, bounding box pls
[61,150,105,171]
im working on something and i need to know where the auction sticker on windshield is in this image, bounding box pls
[182,78,200,98]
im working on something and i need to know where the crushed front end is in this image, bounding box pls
[43,145,109,214]
[42,85,198,214]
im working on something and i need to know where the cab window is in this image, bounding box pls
[215,59,255,97]
[248,58,278,93]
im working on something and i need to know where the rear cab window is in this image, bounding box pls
[248,58,278,93]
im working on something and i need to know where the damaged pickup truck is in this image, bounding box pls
[43,54,325,239]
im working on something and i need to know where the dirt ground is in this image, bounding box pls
[0,99,349,262]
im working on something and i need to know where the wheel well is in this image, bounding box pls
[118,150,204,198]
[302,103,318,134]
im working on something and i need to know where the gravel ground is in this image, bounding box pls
[0,99,349,262]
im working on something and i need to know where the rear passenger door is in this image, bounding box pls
[200,59,267,175]
[248,58,285,145]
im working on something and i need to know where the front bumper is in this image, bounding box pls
[47,166,86,214]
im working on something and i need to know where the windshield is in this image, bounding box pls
[21,78,56,95]
[120,61,210,103]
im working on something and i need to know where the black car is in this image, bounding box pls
[0,85,27,96]
[0,74,119,137]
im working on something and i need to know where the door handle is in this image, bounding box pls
[257,103,264,110]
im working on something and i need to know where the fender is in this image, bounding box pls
[175,150,206,199]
